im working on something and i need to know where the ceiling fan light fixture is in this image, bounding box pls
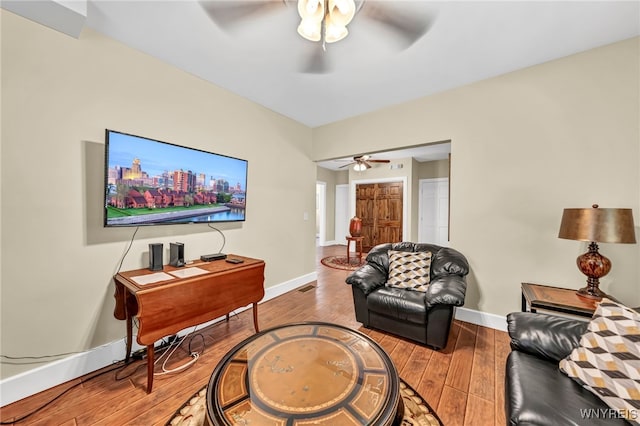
[297,0,355,44]
[297,0,325,21]
[353,163,367,172]
[328,0,355,27]
[298,19,322,41]
[324,21,348,43]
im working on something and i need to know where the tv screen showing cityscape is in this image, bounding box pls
[104,129,248,227]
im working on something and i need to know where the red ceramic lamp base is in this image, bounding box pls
[575,242,611,301]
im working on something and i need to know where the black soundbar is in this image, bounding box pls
[200,253,227,262]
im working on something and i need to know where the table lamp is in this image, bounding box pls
[558,204,636,299]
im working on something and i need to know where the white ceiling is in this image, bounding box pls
[5,0,639,166]
[78,0,639,128]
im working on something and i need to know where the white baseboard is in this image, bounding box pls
[264,272,316,300]
[455,307,508,332]
[0,271,318,407]
[0,341,127,409]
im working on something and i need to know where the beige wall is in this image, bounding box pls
[313,37,640,315]
[418,159,450,180]
[2,7,639,384]
[1,11,316,378]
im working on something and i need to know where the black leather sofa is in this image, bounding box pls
[345,242,469,349]
[506,312,630,425]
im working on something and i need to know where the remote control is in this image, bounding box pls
[225,258,244,264]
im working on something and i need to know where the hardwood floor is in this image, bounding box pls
[1,245,511,425]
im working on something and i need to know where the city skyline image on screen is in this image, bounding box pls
[104,129,248,227]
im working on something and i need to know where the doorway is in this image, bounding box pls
[354,181,404,251]
[351,177,408,251]
[418,178,449,246]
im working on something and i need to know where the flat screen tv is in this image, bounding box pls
[104,129,248,227]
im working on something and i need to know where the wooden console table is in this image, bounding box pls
[113,255,265,393]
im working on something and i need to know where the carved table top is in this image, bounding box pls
[206,322,402,425]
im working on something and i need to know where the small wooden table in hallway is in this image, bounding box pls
[346,235,365,264]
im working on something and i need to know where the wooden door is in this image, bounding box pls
[355,182,403,251]
[376,182,403,247]
[355,184,377,250]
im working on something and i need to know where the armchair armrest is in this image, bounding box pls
[507,312,588,362]
[424,275,467,309]
[345,264,387,295]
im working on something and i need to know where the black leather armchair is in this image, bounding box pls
[345,242,469,349]
[505,312,630,425]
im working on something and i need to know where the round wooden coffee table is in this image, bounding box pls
[206,322,403,425]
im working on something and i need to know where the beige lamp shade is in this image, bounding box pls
[558,205,636,244]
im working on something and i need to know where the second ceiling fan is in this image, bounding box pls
[340,155,390,171]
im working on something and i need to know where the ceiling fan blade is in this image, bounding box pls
[368,159,390,163]
[200,0,286,29]
[338,162,356,168]
[360,2,434,48]
[301,44,331,74]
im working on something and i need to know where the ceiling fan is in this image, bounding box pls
[339,155,390,171]
[199,0,434,73]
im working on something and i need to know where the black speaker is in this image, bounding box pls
[169,242,185,267]
[148,243,163,271]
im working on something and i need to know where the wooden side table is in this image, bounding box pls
[521,282,601,318]
[345,236,364,263]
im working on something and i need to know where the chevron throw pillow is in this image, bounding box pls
[386,250,432,292]
[559,298,640,424]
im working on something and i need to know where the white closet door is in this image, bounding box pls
[419,178,449,246]
[335,184,349,245]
